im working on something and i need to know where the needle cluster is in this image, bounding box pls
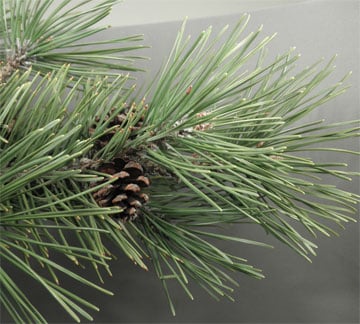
[0,1,358,323]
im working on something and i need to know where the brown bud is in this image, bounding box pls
[112,171,130,179]
[124,161,143,171]
[136,175,150,187]
[98,199,110,207]
[112,194,128,204]
[124,161,144,177]
[139,193,149,203]
[93,185,113,199]
[124,183,140,193]
[116,113,127,124]
[126,207,137,216]
[129,197,142,208]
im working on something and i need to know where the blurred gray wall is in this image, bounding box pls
[3,0,359,323]
[101,0,309,26]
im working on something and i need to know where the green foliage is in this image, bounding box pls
[0,0,146,82]
[0,66,144,322]
[139,19,358,260]
[0,1,359,323]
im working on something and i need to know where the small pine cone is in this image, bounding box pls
[92,158,150,221]
[90,106,145,148]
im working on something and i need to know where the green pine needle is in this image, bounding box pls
[0,0,147,83]
[0,1,358,323]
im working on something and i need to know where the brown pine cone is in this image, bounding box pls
[92,158,150,221]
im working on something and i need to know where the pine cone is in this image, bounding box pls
[92,158,150,221]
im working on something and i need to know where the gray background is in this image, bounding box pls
[2,0,359,323]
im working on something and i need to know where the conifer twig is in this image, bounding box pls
[0,1,358,323]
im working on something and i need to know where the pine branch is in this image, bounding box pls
[125,16,359,304]
[0,0,147,83]
[0,64,147,321]
[0,1,358,322]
